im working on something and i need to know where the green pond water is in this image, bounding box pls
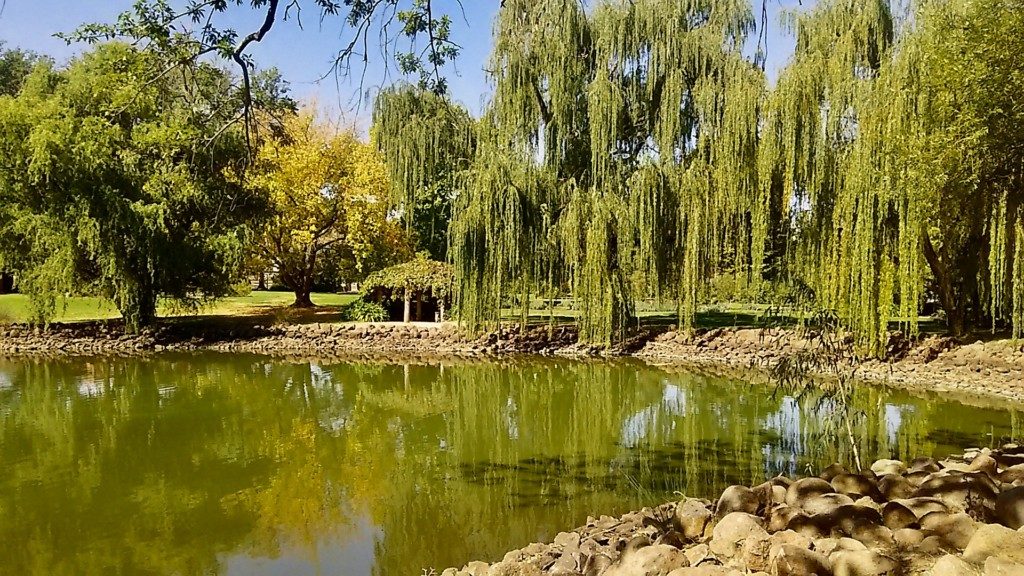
[0,353,1019,575]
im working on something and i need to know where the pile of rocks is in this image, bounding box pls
[0,322,158,355]
[441,448,1024,576]
[207,323,579,356]
[0,321,579,358]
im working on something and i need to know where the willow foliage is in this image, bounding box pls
[0,43,283,330]
[373,0,1024,350]
[761,0,1024,352]
[371,85,476,259]
[450,0,765,345]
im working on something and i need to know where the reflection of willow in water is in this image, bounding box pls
[0,355,1018,576]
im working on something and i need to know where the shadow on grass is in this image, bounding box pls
[163,304,347,329]
[506,305,954,336]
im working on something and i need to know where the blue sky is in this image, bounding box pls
[0,0,804,125]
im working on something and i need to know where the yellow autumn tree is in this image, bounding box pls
[249,111,407,307]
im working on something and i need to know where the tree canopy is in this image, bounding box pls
[0,42,47,97]
[371,0,1024,351]
[248,111,409,307]
[447,0,765,346]
[758,0,1024,351]
[0,43,286,329]
[70,0,467,147]
[371,84,476,260]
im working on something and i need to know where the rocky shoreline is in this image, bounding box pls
[1,321,1022,402]
[439,448,1024,576]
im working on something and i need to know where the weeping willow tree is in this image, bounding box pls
[756,0,899,353]
[450,0,766,345]
[371,85,476,260]
[373,0,1024,351]
[760,0,1024,352]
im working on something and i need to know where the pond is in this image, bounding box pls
[0,353,1018,575]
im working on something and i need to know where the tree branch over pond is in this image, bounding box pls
[63,0,464,152]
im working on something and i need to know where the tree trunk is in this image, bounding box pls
[293,288,315,308]
[139,294,157,327]
[121,282,158,334]
[415,292,423,322]
[923,231,967,337]
[257,271,267,291]
[0,272,13,294]
[286,266,316,308]
[403,292,412,323]
[289,249,319,308]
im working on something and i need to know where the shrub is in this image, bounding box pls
[340,300,389,323]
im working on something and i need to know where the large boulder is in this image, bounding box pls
[892,497,950,520]
[769,530,813,557]
[709,513,768,560]
[675,499,714,541]
[916,473,998,513]
[831,505,885,536]
[682,543,712,567]
[995,485,1024,529]
[463,561,491,576]
[829,550,898,576]
[881,501,919,530]
[920,512,978,551]
[717,485,761,517]
[927,555,981,576]
[843,522,894,551]
[787,478,837,508]
[548,532,582,574]
[769,506,806,533]
[740,531,773,573]
[821,464,851,482]
[909,457,941,473]
[813,538,867,557]
[877,475,916,500]
[870,459,906,477]
[967,454,998,477]
[984,557,1024,576]
[786,513,833,540]
[962,523,1024,565]
[802,494,856,516]
[998,464,1024,484]
[770,544,832,576]
[750,480,788,506]
[486,562,543,576]
[892,528,925,548]
[831,474,882,501]
[603,544,689,576]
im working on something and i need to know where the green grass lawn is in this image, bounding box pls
[502,298,947,334]
[0,291,947,336]
[0,291,357,324]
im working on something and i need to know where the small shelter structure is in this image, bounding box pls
[361,257,454,322]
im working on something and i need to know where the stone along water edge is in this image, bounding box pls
[439,446,1024,576]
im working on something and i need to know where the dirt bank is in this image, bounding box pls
[637,327,1024,404]
[1,321,1022,402]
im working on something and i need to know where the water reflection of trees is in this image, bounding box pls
[0,355,1017,576]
